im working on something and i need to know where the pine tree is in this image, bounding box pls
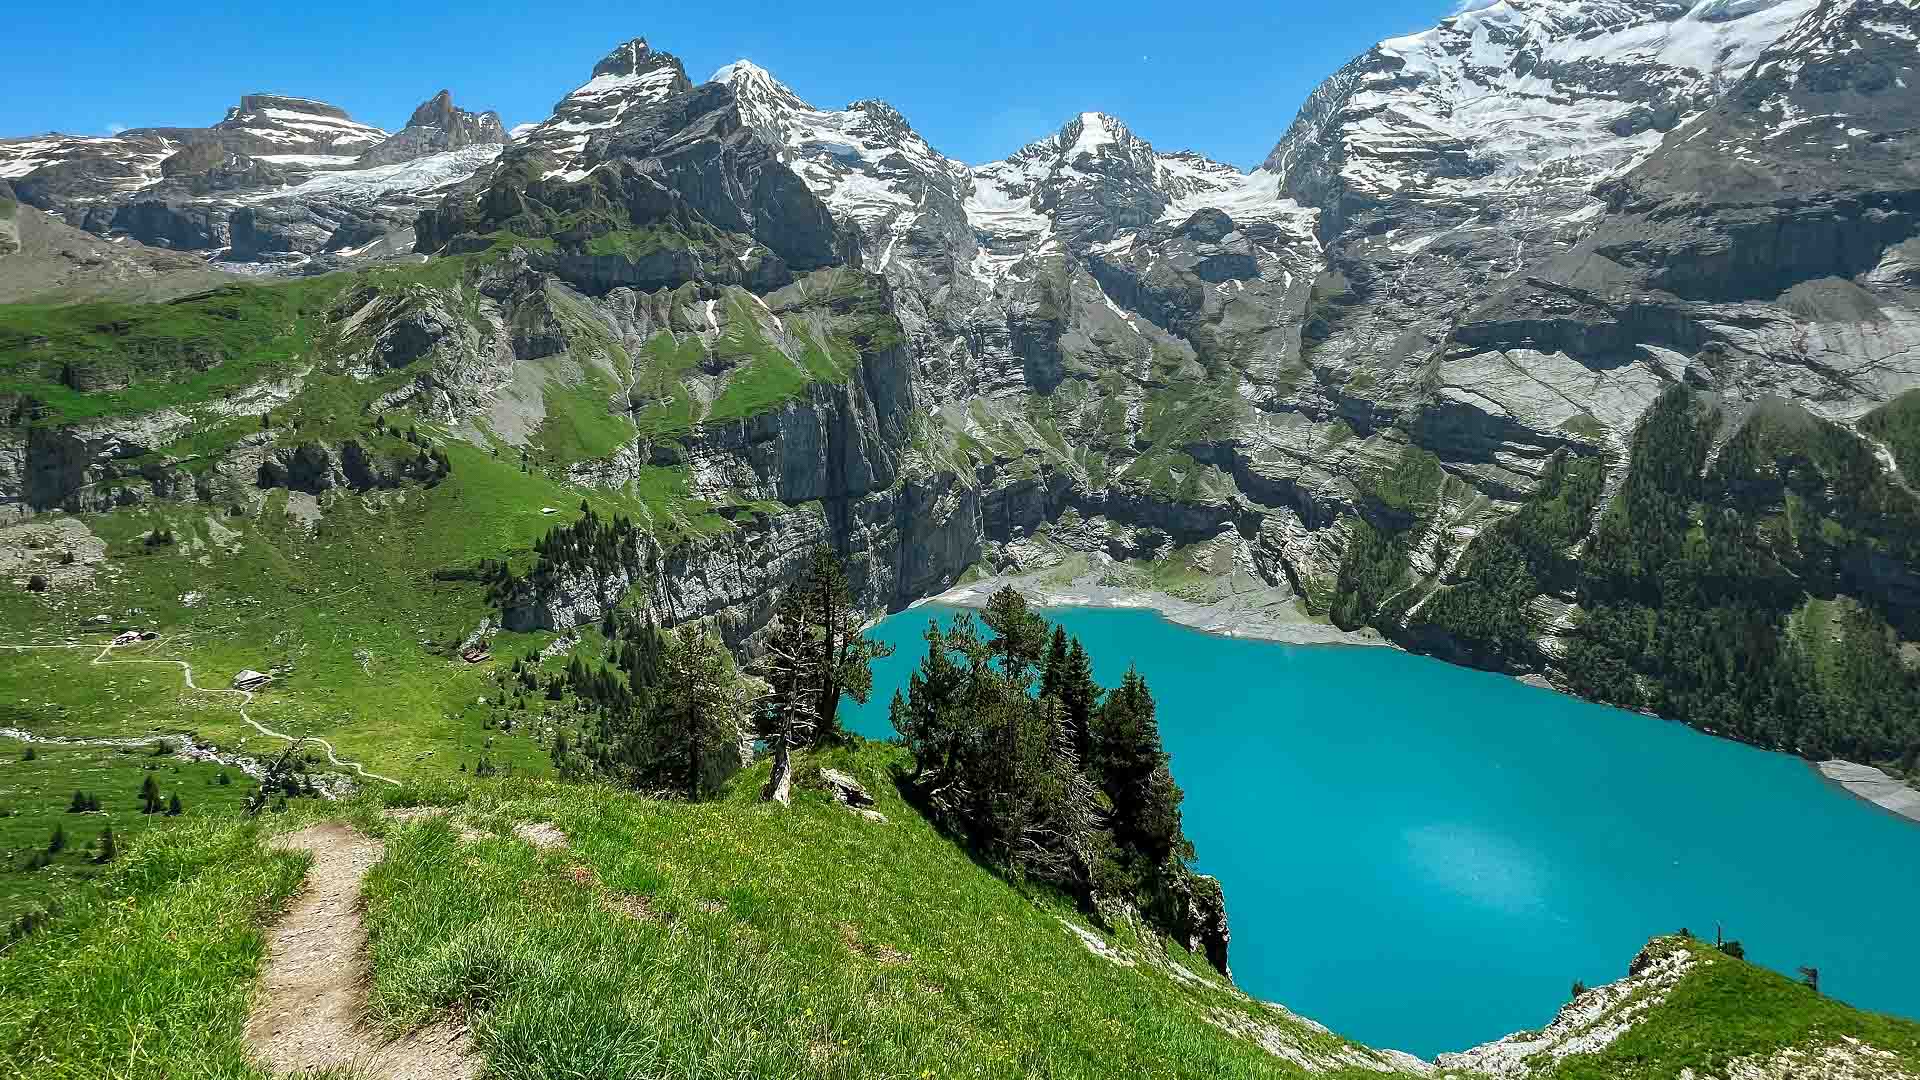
[47,824,65,854]
[1092,666,1184,865]
[1058,638,1099,767]
[662,624,737,801]
[68,790,89,814]
[167,793,182,816]
[1040,626,1070,701]
[891,616,980,783]
[95,826,117,864]
[793,547,893,744]
[982,586,1048,684]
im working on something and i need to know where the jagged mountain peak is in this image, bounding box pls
[592,37,678,80]
[846,99,910,128]
[998,111,1155,174]
[565,36,690,108]
[709,59,793,95]
[508,36,694,176]
[968,108,1302,257]
[404,89,491,132]
[357,90,506,168]
[706,58,966,190]
[710,60,938,172]
[710,60,815,146]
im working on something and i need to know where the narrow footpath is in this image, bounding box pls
[244,823,478,1078]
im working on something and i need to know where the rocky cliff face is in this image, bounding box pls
[7,5,1920,692]
[415,40,847,291]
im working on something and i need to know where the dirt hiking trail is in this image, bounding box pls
[245,822,479,1079]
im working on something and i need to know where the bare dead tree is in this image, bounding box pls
[245,738,311,817]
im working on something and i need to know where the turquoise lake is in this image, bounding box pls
[842,603,1920,1059]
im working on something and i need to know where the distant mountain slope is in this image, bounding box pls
[0,89,505,269]
[2,2,1917,801]
[0,192,233,304]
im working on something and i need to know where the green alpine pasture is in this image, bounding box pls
[0,734,251,920]
[8,747,1920,1080]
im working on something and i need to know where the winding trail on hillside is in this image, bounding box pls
[0,639,398,786]
[247,822,479,1079]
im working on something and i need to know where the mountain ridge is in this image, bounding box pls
[4,5,1920,1074]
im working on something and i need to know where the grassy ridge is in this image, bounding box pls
[0,816,305,1080]
[8,751,1920,1079]
[0,282,339,424]
[1551,938,1920,1080]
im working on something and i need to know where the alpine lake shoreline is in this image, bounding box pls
[875,571,1920,1054]
[922,566,1920,828]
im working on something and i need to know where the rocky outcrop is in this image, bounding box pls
[357,91,506,168]
[1154,869,1232,978]
[254,440,448,495]
[1439,938,1703,1078]
[0,181,16,257]
[499,267,987,645]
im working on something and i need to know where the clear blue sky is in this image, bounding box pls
[1,1,1463,169]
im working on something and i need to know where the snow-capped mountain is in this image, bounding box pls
[704,62,1319,398]
[1266,0,1818,235]
[0,132,181,210]
[717,60,973,278]
[209,94,389,162]
[965,112,1314,278]
[1239,0,1869,496]
[0,90,506,268]
[510,38,692,180]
